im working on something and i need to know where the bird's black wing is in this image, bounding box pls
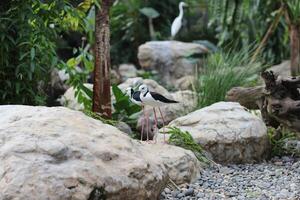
[150,92,179,103]
[132,91,141,101]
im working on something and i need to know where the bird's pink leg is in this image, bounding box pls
[146,110,149,141]
[158,107,167,143]
[141,105,145,141]
[153,107,159,143]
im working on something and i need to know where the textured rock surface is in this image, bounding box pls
[47,68,69,106]
[118,64,137,81]
[0,106,200,200]
[283,139,300,156]
[138,41,208,86]
[174,75,195,90]
[168,102,270,164]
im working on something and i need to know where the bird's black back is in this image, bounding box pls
[150,92,179,103]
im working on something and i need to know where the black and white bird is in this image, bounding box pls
[125,87,148,141]
[138,84,179,143]
[125,87,142,106]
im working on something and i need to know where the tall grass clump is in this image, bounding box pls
[196,45,266,108]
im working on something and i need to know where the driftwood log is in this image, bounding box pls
[226,71,300,132]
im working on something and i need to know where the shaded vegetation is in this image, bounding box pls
[267,127,297,157]
[0,0,86,105]
[196,45,265,108]
[168,127,209,163]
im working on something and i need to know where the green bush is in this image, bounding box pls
[208,0,289,64]
[195,45,264,108]
[0,1,85,105]
[268,127,297,156]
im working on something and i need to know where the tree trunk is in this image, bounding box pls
[290,24,300,76]
[226,71,300,133]
[92,0,112,118]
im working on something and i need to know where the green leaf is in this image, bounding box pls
[30,48,35,60]
[30,62,35,72]
[139,7,160,18]
[112,84,125,102]
[80,83,93,99]
[16,83,20,95]
[66,58,77,67]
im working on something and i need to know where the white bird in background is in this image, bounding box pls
[138,84,179,143]
[171,2,188,38]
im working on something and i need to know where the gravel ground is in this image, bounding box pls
[160,156,300,200]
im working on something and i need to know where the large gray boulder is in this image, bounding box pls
[166,102,270,164]
[0,105,200,200]
[138,41,208,86]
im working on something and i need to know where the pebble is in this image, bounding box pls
[196,192,205,198]
[164,188,171,194]
[160,157,300,200]
[183,188,194,196]
[177,193,185,198]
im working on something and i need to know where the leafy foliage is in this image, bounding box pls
[168,127,209,163]
[58,44,94,110]
[267,127,297,157]
[207,0,289,64]
[0,0,87,105]
[112,85,141,127]
[196,45,264,108]
[285,0,300,23]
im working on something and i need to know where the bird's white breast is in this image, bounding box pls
[171,17,182,37]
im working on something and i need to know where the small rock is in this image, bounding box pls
[274,161,283,166]
[177,193,185,198]
[290,183,298,191]
[196,192,205,198]
[183,188,194,196]
[164,188,171,194]
[171,191,180,197]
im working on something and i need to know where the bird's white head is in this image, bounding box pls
[179,2,188,8]
[125,87,133,97]
[138,84,149,95]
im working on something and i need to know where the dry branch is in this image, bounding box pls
[226,71,300,132]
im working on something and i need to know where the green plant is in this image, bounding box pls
[112,85,141,127]
[267,127,297,156]
[196,45,264,108]
[0,0,88,105]
[58,44,94,110]
[208,0,289,64]
[167,127,209,163]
